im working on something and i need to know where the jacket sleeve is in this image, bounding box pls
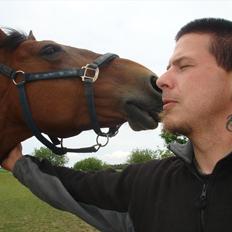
[12,155,137,232]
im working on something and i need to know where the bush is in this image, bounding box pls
[160,130,188,145]
[127,149,155,164]
[73,157,108,171]
[33,147,68,167]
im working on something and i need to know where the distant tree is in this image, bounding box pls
[160,130,188,145]
[127,149,155,164]
[33,147,68,167]
[156,129,188,159]
[153,147,174,159]
[126,130,188,164]
[73,157,109,171]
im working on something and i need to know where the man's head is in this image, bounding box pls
[176,18,232,72]
[157,18,232,137]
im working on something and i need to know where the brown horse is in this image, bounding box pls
[0,28,162,161]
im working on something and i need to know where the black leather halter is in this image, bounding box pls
[0,53,120,155]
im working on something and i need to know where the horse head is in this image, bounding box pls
[0,28,162,160]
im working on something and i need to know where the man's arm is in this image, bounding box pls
[2,145,135,232]
[2,144,134,211]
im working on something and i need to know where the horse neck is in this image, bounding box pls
[0,76,30,157]
[0,76,10,101]
[0,54,30,157]
[0,52,10,99]
[0,52,12,110]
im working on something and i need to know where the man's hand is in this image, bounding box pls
[1,144,23,172]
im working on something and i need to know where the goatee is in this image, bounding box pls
[158,111,192,136]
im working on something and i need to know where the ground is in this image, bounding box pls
[0,170,98,232]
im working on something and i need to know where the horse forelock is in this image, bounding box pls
[0,28,27,51]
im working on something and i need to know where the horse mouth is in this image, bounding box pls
[124,102,161,131]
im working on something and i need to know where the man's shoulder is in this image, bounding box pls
[126,156,185,178]
[145,156,183,172]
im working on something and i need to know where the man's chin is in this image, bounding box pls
[159,112,192,136]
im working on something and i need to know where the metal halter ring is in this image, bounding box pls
[12,70,26,86]
[81,64,99,82]
[96,134,109,148]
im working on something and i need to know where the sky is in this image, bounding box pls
[1,0,232,167]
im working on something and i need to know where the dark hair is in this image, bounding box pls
[175,18,232,72]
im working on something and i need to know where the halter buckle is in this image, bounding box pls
[81,64,99,82]
[12,70,26,86]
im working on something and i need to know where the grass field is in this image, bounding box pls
[0,171,99,232]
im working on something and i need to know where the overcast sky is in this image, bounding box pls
[1,0,231,166]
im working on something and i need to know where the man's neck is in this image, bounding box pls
[190,124,232,174]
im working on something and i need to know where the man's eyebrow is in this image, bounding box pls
[166,56,195,70]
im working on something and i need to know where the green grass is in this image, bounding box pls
[0,172,99,232]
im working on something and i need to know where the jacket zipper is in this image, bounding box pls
[185,163,210,232]
[199,183,208,232]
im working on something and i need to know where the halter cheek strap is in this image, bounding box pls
[0,53,120,155]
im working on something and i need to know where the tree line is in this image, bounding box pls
[33,130,188,171]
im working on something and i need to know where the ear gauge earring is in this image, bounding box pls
[226,115,232,132]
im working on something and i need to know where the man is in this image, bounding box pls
[2,18,232,232]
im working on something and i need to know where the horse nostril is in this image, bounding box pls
[150,75,162,93]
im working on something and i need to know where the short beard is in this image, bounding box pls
[159,111,192,136]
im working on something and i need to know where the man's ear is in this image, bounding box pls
[0,28,7,42]
[28,30,36,40]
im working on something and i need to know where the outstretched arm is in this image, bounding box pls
[1,144,135,232]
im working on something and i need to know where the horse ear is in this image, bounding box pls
[28,30,36,40]
[0,28,7,41]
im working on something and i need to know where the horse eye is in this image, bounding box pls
[39,44,62,59]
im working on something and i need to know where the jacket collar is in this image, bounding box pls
[169,140,232,176]
[168,140,194,164]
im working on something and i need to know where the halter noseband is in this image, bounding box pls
[0,53,120,155]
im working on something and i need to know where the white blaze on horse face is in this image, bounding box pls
[158,33,232,134]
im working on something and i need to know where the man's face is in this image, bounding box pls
[157,33,232,136]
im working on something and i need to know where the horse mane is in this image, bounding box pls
[0,28,27,50]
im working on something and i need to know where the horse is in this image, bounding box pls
[0,28,162,162]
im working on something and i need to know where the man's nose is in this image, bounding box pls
[156,71,173,90]
[156,72,167,90]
